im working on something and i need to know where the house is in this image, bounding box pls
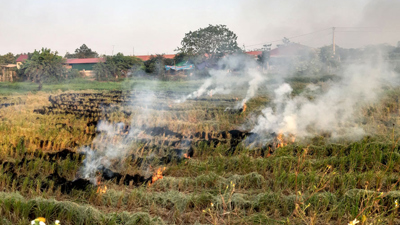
[0,64,17,82]
[16,54,28,69]
[245,50,263,59]
[135,54,175,61]
[245,43,315,71]
[65,58,105,70]
[65,58,105,76]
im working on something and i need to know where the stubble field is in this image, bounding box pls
[1,77,400,225]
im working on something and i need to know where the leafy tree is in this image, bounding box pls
[257,44,271,69]
[176,24,241,63]
[94,53,143,80]
[318,45,341,73]
[20,48,66,90]
[93,62,114,81]
[65,44,98,58]
[143,54,174,75]
[0,53,16,64]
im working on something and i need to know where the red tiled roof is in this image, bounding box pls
[135,54,175,61]
[16,54,28,62]
[66,58,105,64]
[245,51,263,56]
[136,55,152,61]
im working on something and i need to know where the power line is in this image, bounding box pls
[246,28,331,48]
[336,30,400,33]
[299,32,333,45]
[335,26,380,29]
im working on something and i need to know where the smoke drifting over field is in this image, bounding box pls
[78,49,400,183]
[177,54,266,109]
[79,87,159,183]
[253,60,398,141]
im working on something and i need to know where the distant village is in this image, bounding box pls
[0,43,314,82]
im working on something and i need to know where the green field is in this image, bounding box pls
[0,77,400,225]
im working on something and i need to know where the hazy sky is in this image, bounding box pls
[1,0,399,56]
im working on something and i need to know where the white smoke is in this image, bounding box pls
[79,86,158,183]
[176,54,267,107]
[252,59,398,140]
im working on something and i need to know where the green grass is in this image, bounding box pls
[0,78,204,95]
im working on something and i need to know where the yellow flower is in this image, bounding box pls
[210,202,214,207]
[36,217,46,223]
[395,200,398,208]
[348,219,359,225]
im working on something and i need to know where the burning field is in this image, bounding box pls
[1,69,400,224]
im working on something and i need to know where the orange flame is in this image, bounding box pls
[183,153,190,159]
[96,180,107,194]
[276,133,296,148]
[242,103,247,112]
[209,90,213,98]
[150,167,166,185]
[276,133,286,148]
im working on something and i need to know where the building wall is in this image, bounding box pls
[71,63,96,71]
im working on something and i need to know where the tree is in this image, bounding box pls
[20,48,66,90]
[176,24,241,63]
[319,45,340,73]
[143,54,174,75]
[257,44,271,69]
[65,44,98,58]
[93,53,143,80]
[0,53,16,64]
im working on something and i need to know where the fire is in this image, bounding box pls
[276,133,286,148]
[276,133,296,148]
[209,90,213,97]
[242,103,247,112]
[183,153,190,159]
[96,180,107,194]
[150,167,166,185]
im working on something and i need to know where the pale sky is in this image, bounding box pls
[1,0,399,56]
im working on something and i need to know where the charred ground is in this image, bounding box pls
[0,79,400,224]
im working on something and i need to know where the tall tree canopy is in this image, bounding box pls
[93,53,143,80]
[176,24,241,62]
[20,48,65,90]
[143,54,174,75]
[0,53,16,64]
[65,44,98,58]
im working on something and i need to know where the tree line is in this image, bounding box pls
[2,24,400,90]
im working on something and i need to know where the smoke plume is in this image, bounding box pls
[252,58,398,141]
[176,54,267,108]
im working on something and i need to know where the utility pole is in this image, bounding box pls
[332,27,336,56]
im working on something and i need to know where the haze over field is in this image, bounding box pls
[1,0,399,55]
